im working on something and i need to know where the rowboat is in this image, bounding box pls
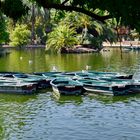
[78,79,133,96]
[75,71,133,80]
[55,72,78,80]
[34,72,64,86]
[0,80,37,94]
[50,78,84,95]
[0,73,49,89]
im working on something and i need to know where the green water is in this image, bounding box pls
[0,48,139,73]
[0,48,140,140]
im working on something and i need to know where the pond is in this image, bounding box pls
[0,48,140,73]
[0,48,140,140]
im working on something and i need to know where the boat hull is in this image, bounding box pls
[83,84,132,96]
[51,78,84,95]
[0,83,37,94]
[78,78,134,96]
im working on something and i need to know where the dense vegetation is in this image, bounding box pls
[9,24,31,47]
[0,0,140,51]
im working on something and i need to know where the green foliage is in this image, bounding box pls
[46,23,79,52]
[9,24,31,47]
[53,12,117,47]
[52,12,92,29]
[1,0,140,33]
[19,2,51,44]
[85,21,117,46]
[0,15,9,44]
[86,26,117,48]
[1,0,139,49]
[34,0,140,32]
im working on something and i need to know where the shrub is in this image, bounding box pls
[9,24,31,47]
[46,23,79,52]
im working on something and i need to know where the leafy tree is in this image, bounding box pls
[46,23,79,52]
[1,0,139,48]
[50,11,117,48]
[1,0,140,33]
[9,24,31,47]
[20,1,50,44]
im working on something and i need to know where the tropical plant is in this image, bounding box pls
[9,24,31,47]
[48,11,117,50]
[62,12,117,46]
[46,23,79,52]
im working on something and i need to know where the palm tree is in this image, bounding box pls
[46,10,117,52]
[46,23,79,52]
[22,0,51,44]
[59,11,117,47]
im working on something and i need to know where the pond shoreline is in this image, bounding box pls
[103,41,140,47]
[1,44,100,53]
[2,41,140,53]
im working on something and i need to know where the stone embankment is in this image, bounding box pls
[103,41,140,48]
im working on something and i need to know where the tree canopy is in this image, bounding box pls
[34,0,140,32]
[0,0,140,47]
[1,0,140,32]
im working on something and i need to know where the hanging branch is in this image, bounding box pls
[35,0,111,22]
[61,0,69,5]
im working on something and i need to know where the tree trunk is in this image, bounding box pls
[31,3,35,45]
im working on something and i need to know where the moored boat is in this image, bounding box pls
[0,81,37,94]
[0,73,49,89]
[78,79,133,96]
[34,72,64,86]
[75,70,133,80]
[50,77,84,95]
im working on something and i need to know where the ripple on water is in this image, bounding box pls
[0,91,140,140]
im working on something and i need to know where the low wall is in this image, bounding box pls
[103,41,140,47]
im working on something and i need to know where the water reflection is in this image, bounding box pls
[51,91,83,105]
[51,90,140,105]
[87,92,140,104]
[0,93,52,140]
[0,48,140,74]
[0,93,37,103]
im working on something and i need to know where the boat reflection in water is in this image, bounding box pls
[52,91,84,105]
